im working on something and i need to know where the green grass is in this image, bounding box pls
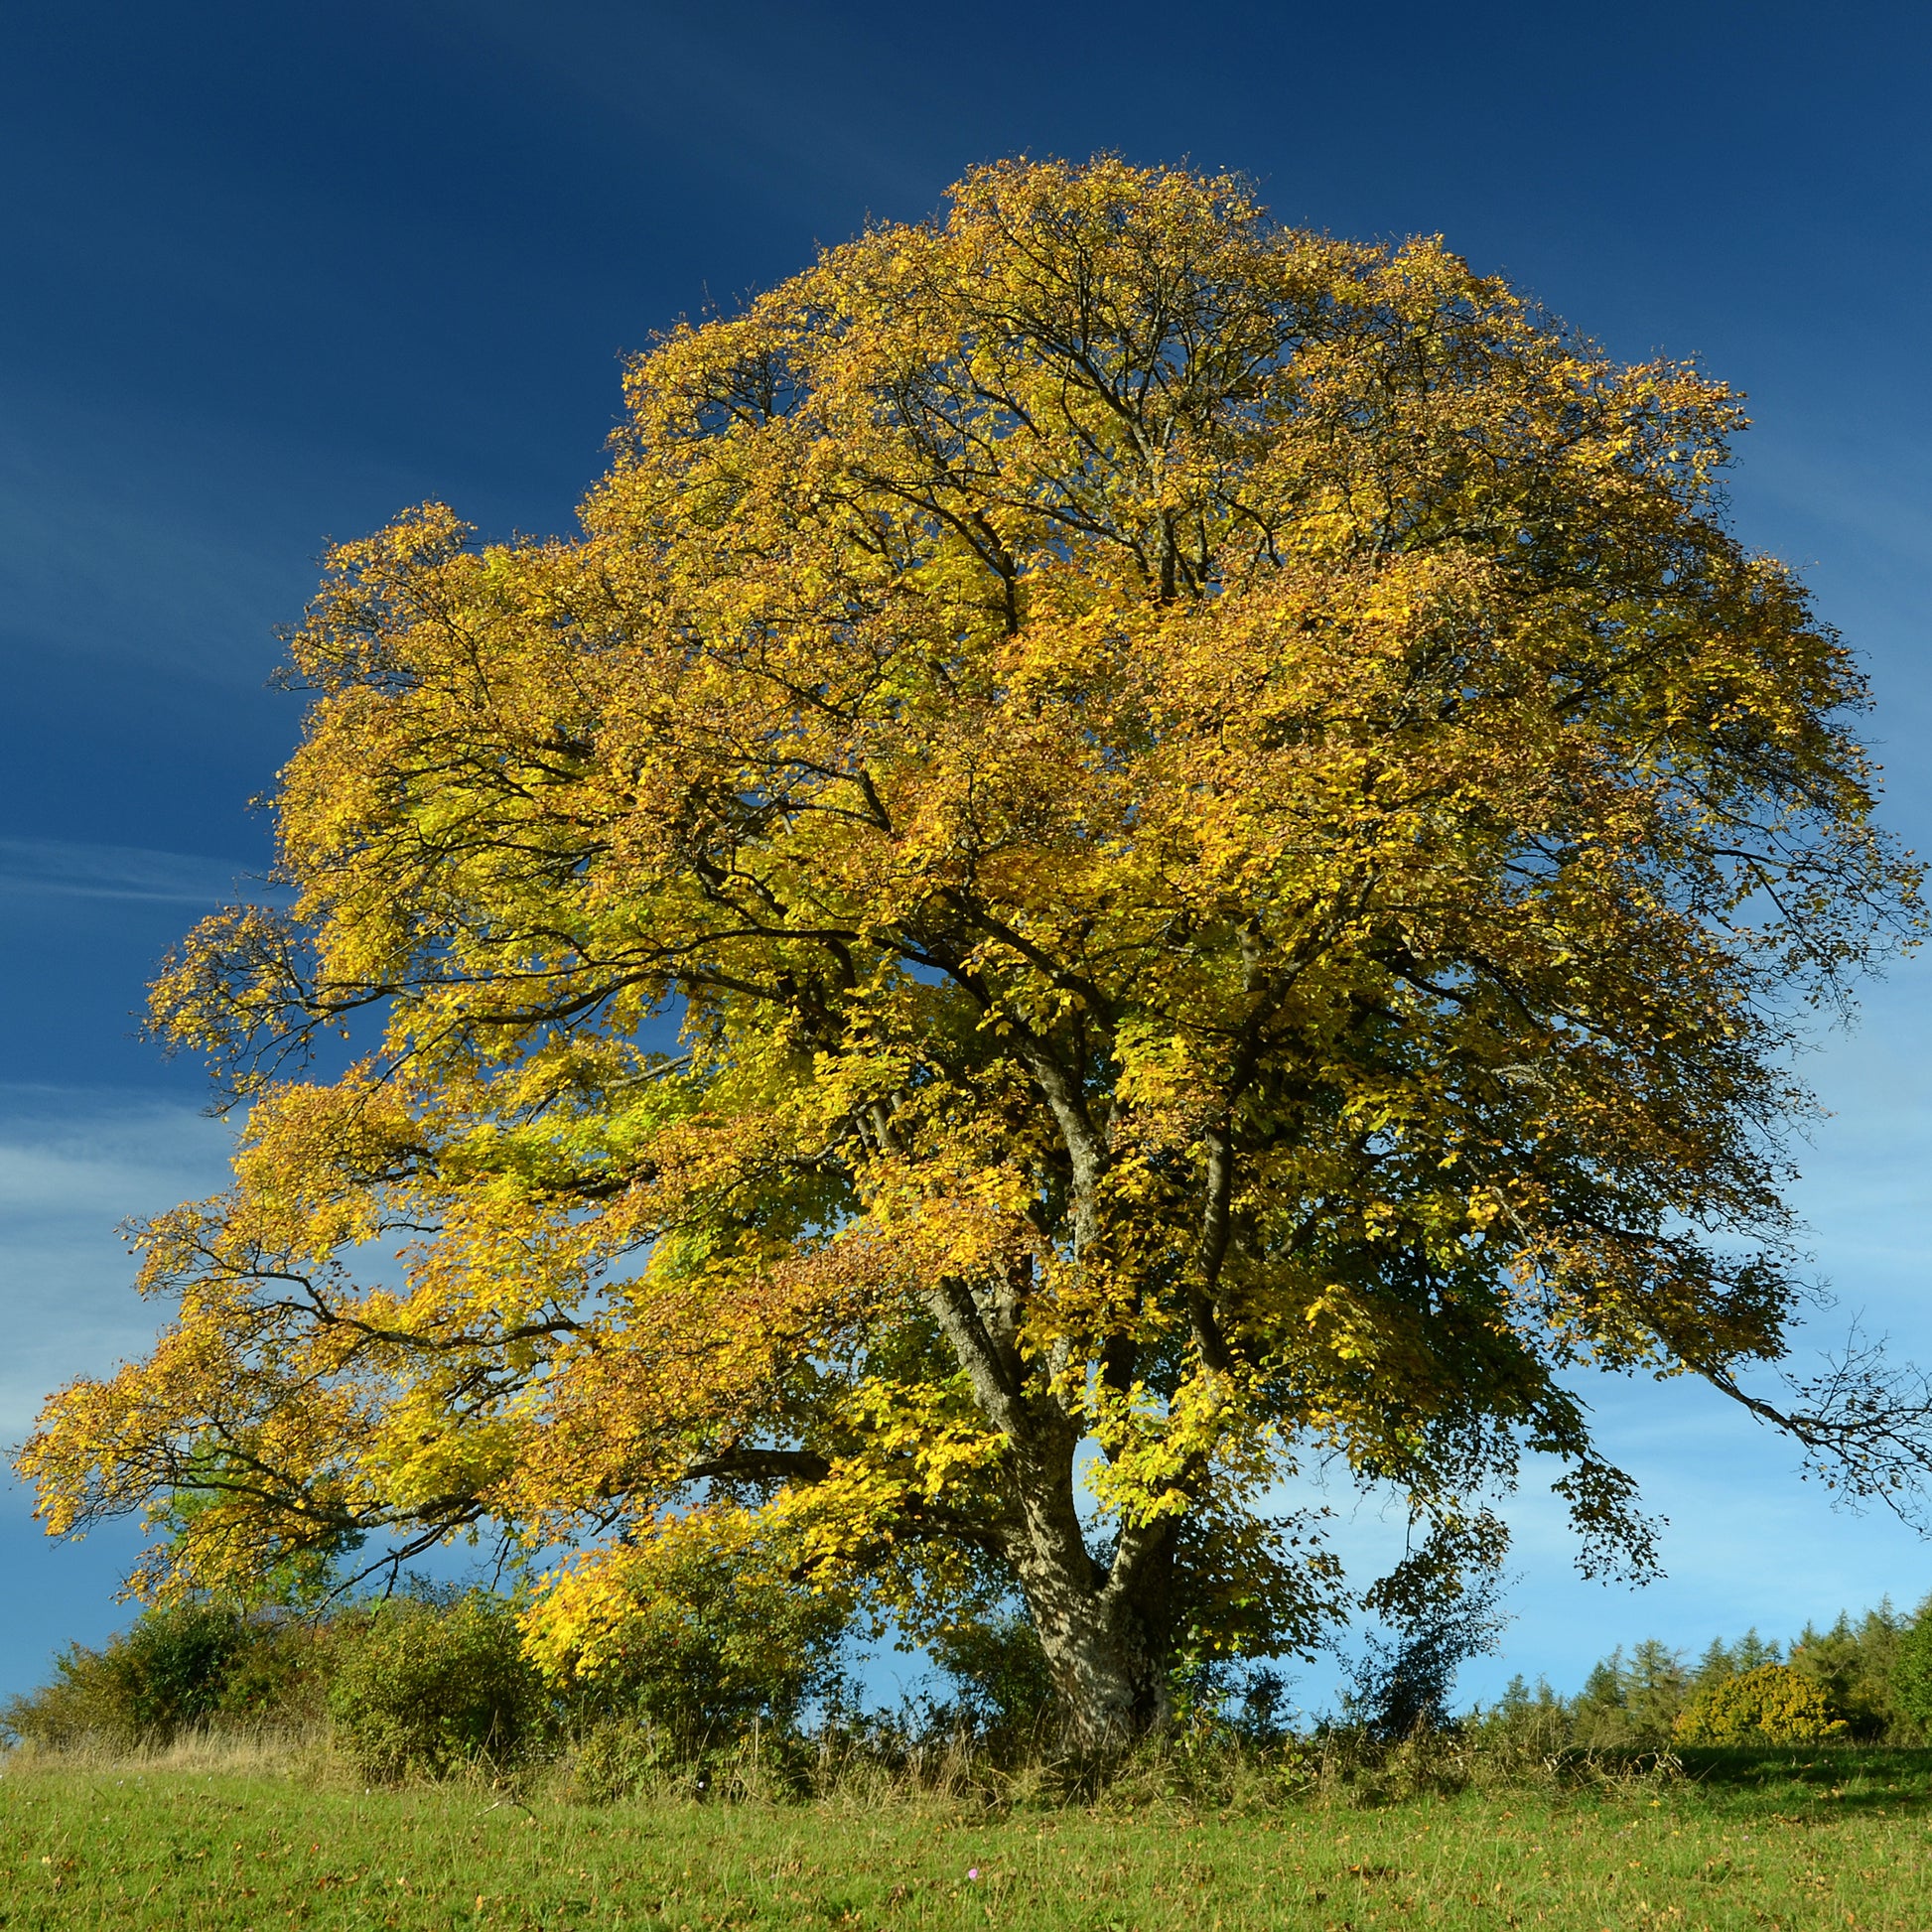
[7,1745,1932,1929]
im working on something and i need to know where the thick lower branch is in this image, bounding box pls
[682,1448,833,1485]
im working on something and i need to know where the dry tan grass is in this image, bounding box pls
[2,1722,323,1779]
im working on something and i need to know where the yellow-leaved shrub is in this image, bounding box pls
[1672,1664,1848,1746]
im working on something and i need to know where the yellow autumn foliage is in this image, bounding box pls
[17,157,1918,1744]
[1674,1664,1850,1746]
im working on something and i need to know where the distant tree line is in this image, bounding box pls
[1482,1601,1932,1750]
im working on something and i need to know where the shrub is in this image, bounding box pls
[533,1525,852,1758]
[926,1606,1058,1747]
[1,1602,261,1747]
[564,1714,679,1803]
[1,1648,120,1748]
[1,1601,370,1751]
[1673,1663,1848,1745]
[1888,1600,1932,1734]
[328,1591,547,1781]
[1343,1571,1507,1742]
[211,1616,337,1726]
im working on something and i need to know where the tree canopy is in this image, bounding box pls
[21,156,1922,1745]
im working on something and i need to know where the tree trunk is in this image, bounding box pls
[1005,1430,1178,1754]
[916,1272,1179,1751]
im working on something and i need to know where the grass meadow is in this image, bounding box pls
[5,1740,1932,1930]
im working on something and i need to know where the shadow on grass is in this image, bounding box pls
[1669,1745,1932,1817]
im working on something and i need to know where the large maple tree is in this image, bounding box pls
[23,158,1922,1744]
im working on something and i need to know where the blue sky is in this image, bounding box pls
[4,0,1931,1707]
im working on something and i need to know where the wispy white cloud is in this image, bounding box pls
[0,382,439,688]
[0,835,277,905]
[0,1088,235,1442]
[0,406,293,683]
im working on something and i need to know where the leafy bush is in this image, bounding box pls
[1,1644,132,1748]
[0,1602,330,1748]
[565,1714,679,1803]
[1343,1570,1507,1742]
[1674,1664,1848,1745]
[1887,1601,1932,1735]
[328,1591,548,1781]
[533,1524,853,1759]
[926,1606,1058,1746]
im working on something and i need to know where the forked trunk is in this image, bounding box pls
[921,1275,1180,1751]
[1006,1435,1178,1754]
